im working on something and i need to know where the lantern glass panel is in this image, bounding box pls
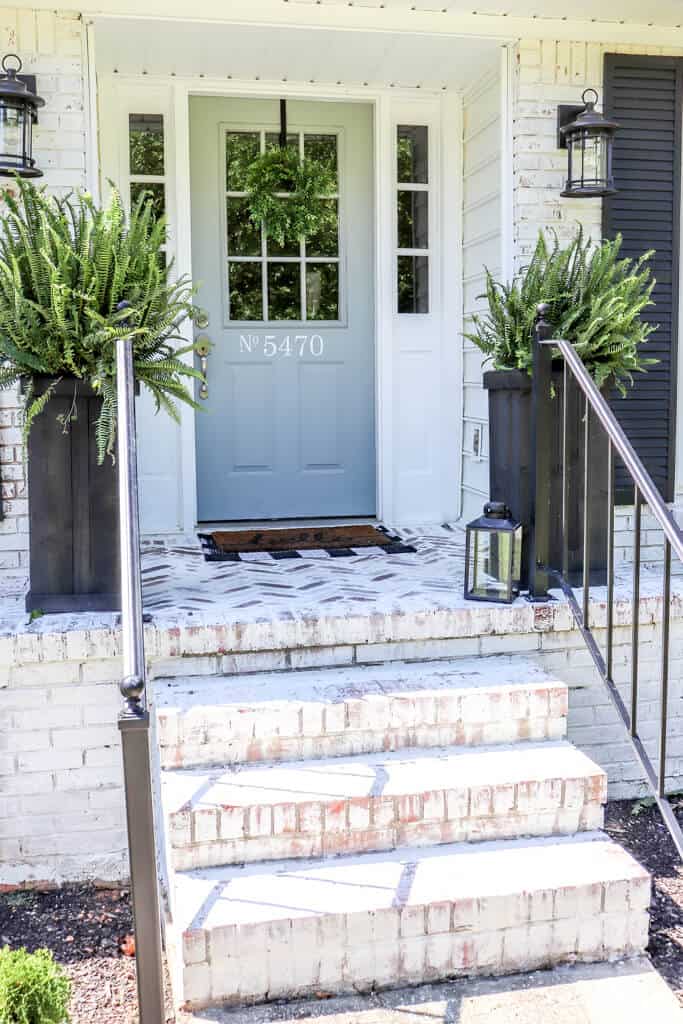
[0,101,24,168]
[468,526,520,601]
[571,129,607,188]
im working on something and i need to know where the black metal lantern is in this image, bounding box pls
[0,54,44,179]
[558,88,618,198]
[464,502,523,604]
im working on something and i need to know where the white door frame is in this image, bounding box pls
[98,73,461,531]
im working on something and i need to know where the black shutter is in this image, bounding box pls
[603,53,683,503]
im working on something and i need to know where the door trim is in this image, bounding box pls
[98,74,462,530]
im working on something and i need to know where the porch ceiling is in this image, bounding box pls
[94,18,503,91]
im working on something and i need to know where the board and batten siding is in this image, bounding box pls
[460,62,503,524]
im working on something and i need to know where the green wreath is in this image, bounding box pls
[245,148,337,247]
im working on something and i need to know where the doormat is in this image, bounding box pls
[197,524,417,561]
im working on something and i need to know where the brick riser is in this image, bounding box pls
[163,743,607,870]
[176,837,651,1010]
[156,664,568,770]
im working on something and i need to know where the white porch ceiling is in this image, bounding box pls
[94,18,503,91]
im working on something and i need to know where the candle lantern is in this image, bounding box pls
[464,502,523,604]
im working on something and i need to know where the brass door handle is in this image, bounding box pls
[196,335,210,400]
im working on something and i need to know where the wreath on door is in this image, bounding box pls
[245,147,337,247]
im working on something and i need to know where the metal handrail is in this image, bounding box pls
[544,335,683,563]
[116,320,166,1024]
[529,302,683,860]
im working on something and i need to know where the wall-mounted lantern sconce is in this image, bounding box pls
[0,54,44,179]
[557,88,618,198]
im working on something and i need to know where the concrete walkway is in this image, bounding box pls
[179,958,682,1024]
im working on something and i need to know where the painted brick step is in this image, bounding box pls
[170,832,650,1010]
[155,656,567,769]
[162,740,606,870]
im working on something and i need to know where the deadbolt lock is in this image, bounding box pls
[194,308,209,330]
[196,335,211,358]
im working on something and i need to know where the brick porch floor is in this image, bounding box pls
[0,523,679,640]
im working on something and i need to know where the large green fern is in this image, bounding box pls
[0,178,202,461]
[464,228,657,395]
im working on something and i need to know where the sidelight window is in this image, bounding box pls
[396,124,429,314]
[128,113,166,222]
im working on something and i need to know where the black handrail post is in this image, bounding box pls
[528,302,554,599]
[116,304,165,1024]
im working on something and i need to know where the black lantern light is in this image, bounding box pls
[464,502,523,605]
[558,88,618,198]
[0,54,44,179]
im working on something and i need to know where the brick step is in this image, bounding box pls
[155,656,567,769]
[170,832,650,1010]
[162,740,606,870]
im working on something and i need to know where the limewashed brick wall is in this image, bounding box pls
[1,596,682,886]
[0,9,88,579]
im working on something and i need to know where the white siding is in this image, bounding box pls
[460,62,502,523]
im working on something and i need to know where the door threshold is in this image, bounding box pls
[197,516,379,531]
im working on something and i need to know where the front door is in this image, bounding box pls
[189,97,375,522]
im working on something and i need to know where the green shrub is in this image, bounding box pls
[464,228,657,394]
[0,947,71,1024]
[0,178,202,462]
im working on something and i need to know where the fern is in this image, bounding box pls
[0,179,203,462]
[464,228,657,393]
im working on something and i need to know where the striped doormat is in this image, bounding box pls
[198,524,416,562]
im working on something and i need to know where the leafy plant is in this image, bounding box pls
[245,147,337,247]
[464,228,657,394]
[0,178,203,462]
[0,947,71,1024]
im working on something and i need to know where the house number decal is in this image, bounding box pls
[239,334,325,357]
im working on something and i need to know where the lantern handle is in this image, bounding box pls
[581,87,599,108]
[1,53,22,76]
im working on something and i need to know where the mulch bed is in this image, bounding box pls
[0,885,173,1023]
[604,796,683,1004]
[0,798,681,1021]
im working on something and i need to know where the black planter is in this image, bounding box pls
[25,376,120,613]
[484,368,609,588]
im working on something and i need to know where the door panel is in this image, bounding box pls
[190,97,375,521]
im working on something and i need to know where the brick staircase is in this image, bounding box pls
[153,656,650,1013]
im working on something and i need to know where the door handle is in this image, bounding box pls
[196,334,210,400]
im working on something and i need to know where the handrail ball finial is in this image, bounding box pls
[535,302,553,342]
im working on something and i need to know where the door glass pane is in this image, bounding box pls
[129,114,164,175]
[304,133,338,185]
[266,198,299,257]
[130,181,165,221]
[265,133,298,155]
[227,197,261,256]
[397,190,428,249]
[226,131,260,191]
[398,254,429,314]
[305,199,338,257]
[229,262,263,321]
[268,262,301,320]
[397,125,428,184]
[306,263,339,320]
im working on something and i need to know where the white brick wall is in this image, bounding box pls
[0,9,87,580]
[1,591,682,885]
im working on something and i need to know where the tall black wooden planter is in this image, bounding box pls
[25,377,120,613]
[484,368,608,588]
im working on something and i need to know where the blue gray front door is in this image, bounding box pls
[190,98,375,522]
